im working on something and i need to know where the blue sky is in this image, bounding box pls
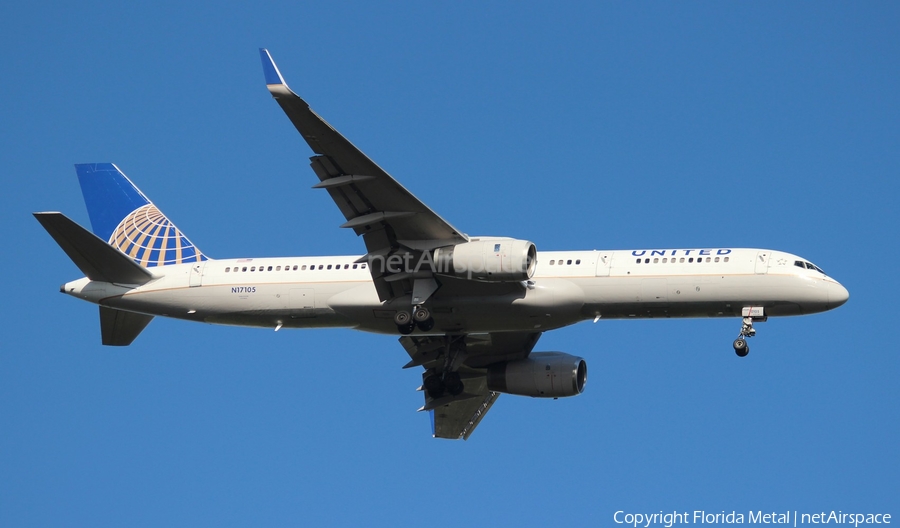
[2,2,897,526]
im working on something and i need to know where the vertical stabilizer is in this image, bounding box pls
[75,163,207,267]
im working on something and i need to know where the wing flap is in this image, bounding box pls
[431,378,500,440]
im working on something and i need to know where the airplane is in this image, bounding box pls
[34,49,849,440]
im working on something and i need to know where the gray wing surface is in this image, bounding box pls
[402,332,541,440]
[430,371,499,441]
[259,49,468,301]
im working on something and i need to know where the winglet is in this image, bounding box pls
[259,48,289,89]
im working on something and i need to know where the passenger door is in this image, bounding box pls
[189,262,205,287]
[595,253,612,277]
[754,251,769,274]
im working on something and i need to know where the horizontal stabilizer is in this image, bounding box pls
[99,306,153,346]
[34,212,155,285]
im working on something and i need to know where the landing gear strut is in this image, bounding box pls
[733,309,765,357]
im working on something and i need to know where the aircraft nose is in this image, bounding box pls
[827,280,849,309]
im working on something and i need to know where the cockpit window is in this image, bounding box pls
[807,262,826,274]
[796,260,826,274]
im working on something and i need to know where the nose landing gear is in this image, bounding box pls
[733,336,750,357]
[733,308,766,357]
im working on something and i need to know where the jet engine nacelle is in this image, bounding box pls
[486,352,587,398]
[434,238,537,282]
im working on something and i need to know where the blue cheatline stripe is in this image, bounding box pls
[76,163,150,242]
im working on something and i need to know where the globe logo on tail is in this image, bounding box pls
[109,204,206,267]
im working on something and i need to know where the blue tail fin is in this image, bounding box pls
[75,163,207,267]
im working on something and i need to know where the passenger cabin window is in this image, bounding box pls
[567,259,572,265]
[327,265,332,270]
[724,257,729,262]
[576,259,581,265]
[353,264,358,269]
[225,267,230,272]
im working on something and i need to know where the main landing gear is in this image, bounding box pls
[393,305,435,335]
[422,338,466,399]
[423,370,463,398]
[733,308,766,357]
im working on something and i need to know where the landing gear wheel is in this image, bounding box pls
[416,318,435,332]
[443,371,464,396]
[423,375,445,399]
[413,306,430,322]
[397,321,416,335]
[733,338,749,357]
[393,311,411,326]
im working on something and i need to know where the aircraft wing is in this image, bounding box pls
[402,332,541,440]
[260,49,468,302]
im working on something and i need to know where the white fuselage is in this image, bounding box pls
[61,248,849,335]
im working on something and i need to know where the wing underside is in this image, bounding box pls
[403,332,541,440]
